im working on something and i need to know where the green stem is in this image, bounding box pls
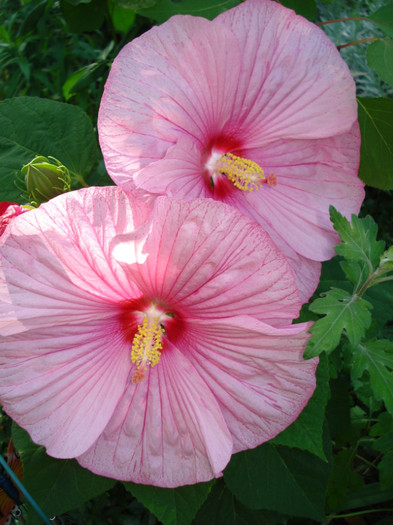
[327,508,393,519]
[338,37,379,49]
[69,171,89,188]
[317,16,367,26]
[355,453,378,470]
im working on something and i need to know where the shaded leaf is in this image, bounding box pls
[12,424,115,525]
[272,353,329,460]
[305,288,372,358]
[137,0,241,23]
[279,0,317,20]
[367,39,393,87]
[123,480,213,525]
[357,97,393,190]
[60,0,106,32]
[194,479,284,525]
[224,443,329,522]
[378,450,393,489]
[351,339,393,414]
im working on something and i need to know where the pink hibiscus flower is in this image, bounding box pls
[0,202,28,237]
[98,0,364,301]
[0,186,317,487]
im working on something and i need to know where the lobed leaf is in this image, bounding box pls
[351,339,393,414]
[330,206,385,270]
[305,288,372,358]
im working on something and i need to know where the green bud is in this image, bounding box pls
[22,155,71,204]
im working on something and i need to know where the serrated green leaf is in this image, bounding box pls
[0,97,99,202]
[279,0,317,20]
[368,3,393,38]
[272,353,329,460]
[330,207,385,270]
[194,479,283,525]
[351,339,393,414]
[12,424,115,525]
[224,444,329,522]
[137,0,241,23]
[367,39,393,87]
[123,480,213,525]
[357,97,393,190]
[305,288,372,358]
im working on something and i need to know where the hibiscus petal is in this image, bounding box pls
[0,187,150,335]
[0,320,130,457]
[113,197,301,324]
[78,343,233,486]
[99,15,241,187]
[215,0,357,144]
[233,123,363,260]
[185,316,317,452]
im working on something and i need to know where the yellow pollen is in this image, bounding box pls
[131,317,164,381]
[219,153,265,192]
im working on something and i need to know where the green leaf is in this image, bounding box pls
[123,480,213,525]
[137,0,241,23]
[378,450,393,489]
[115,0,157,7]
[0,96,99,202]
[12,424,116,525]
[368,3,393,38]
[279,0,317,20]
[110,4,136,33]
[305,288,372,358]
[330,207,385,270]
[272,353,329,460]
[326,449,363,510]
[357,97,393,190]
[62,62,107,100]
[367,39,393,87]
[60,0,106,32]
[351,339,393,414]
[224,443,329,522]
[379,246,393,274]
[194,479,284,525]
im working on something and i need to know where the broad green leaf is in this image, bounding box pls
[0,97,99,202]
[272,353,329,460]
[279,0,317,20]
[110,4,136,33]
[351,339,393,414]
[357,97,393,190]
[115,0,157,7]
[137,0,241,23]
[62,62,107,100]
[124,480,213,525]
[224,443,329,522]
[330,207,385,270]
[305,288,372,358]
[60,0,106,32]
[368,3,393,38]
[12,424,115,525]
[367,39,393,87]
[326,449,363,510]
[194,479,284,525]
[336,482,393,511]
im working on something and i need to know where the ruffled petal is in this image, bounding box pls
[215,0,357,144]
[184,316,317,452]
[0,320,130,457]
[0,187,151,336]
[113,197,301,324]
[78,343,233,486]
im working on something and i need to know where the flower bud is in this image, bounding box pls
[22,156,71,204]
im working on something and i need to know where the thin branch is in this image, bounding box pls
[317,16,367,26]
[338,37,379,49]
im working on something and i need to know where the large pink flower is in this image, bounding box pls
[98,0,364,301]
[0,186,317,487]
[0,202,28,237]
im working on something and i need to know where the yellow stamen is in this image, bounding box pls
[131,317,164,382]
[218,153,265,192]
